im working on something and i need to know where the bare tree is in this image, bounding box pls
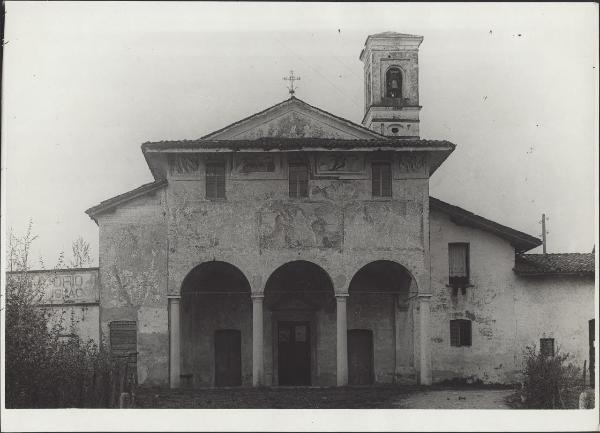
[70,236,93,268]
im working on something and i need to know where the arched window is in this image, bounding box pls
[386,68,402,99]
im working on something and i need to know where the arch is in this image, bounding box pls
[348,259,418,293]
[179,261,252,388]
[181,261,251,295]
[264,260,335,309]
[347,260,416,384]
[348,259,414,294]
[385,67,404,99]
[263,260,337,386]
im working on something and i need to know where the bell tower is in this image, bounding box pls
[360,32,423,138]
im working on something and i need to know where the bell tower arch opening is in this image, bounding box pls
[360,32,423,138]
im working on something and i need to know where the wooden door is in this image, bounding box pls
[348,329,374,385]
[278,322,311,385]
[214,329,242,387]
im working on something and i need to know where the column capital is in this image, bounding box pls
[335,292,350,299]
[251,293,265,300]
[168,295,181,302]
[417,293,433,301]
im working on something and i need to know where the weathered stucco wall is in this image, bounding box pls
[429,209,595,384]
[97,189,168,386]
[166,151,430,296]
[44,304,100,343]
[8,268,101,343]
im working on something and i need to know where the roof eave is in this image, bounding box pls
[430,197,542,252]
[85,179,168,225]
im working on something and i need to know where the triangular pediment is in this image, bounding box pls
[202,97,384,140]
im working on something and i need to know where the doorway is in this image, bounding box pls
[214,329,242,387]
[348,329,374,385]
[278,322,311,385]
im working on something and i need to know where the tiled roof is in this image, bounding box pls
[85,179,168,223]
[430,197,542,253]
[514,253,595,276]
[142,137,455,151]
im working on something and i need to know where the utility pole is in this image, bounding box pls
[541,213,548,254]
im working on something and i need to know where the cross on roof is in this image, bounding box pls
[283,70,301,96]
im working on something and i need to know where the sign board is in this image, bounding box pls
[13,269,100,305]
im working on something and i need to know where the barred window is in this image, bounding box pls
[372,162,392,197]
[206,162,226,200]
[540,338,555,357]
[449,243,470,287]
[289,164,309,198]
[450,319,472,347]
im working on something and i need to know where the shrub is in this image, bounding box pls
[521,345,583,409]
[5,223,135,408]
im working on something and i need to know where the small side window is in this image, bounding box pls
[449,243,470,287]
[206,163,226,200]
[450,319,472,347]
[289,164,309,198]
[372,162,392,198]
[540,338,555,357]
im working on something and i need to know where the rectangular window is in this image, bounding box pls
[109,320,137,356]
[206,162,226,199]
[540,338,555,357]
[449,243,470,287]
[450,319,472,347]
[289,164,309,198]
[372,162,392,197]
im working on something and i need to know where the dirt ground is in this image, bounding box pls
[134,385,514,409]
[393,388,513,409]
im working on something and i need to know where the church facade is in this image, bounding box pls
[85,32,595,388]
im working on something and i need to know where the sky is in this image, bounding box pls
[2,2,598,268]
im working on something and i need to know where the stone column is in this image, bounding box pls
[252,294,264,387]
[418,293,432,385]
[336,294,349,386]
[169,297,181,389]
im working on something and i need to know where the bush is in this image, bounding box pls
[521,345,583,409]
[5,223,135,408]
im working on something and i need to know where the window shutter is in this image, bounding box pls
[450,320,460,346]
[461,320,472,346]
[109,321,137,355]
[449,244,467,278]
[206,163,226,199]
[381,163,391,197]
[540,338,555,357]
[289,164,308,198]
[372,164,381,196]
[449,243,470,287]
[450,319,472,346]
[372,163,391,197]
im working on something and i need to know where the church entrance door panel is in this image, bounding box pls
[348,329,374,385]
[214,329,242,387]
[278,322,311,385]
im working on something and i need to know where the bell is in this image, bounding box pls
[391,79,399,89]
